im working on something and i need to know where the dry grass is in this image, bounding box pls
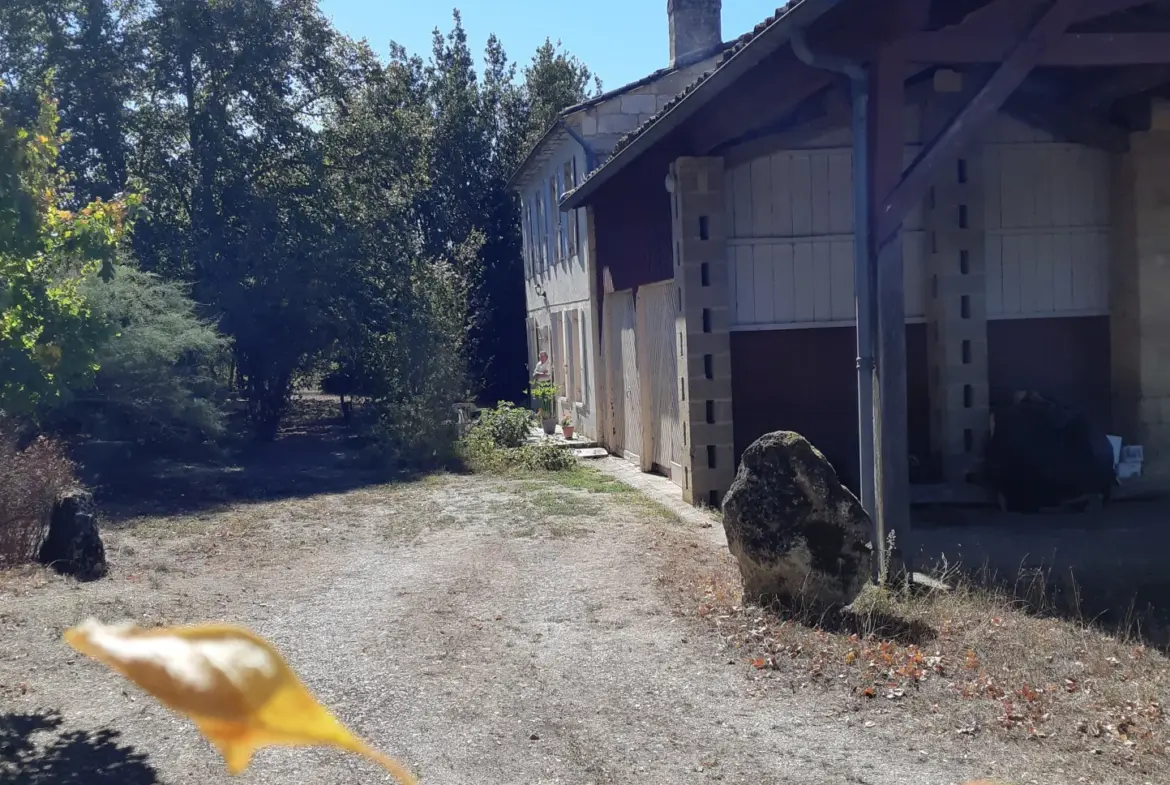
[660,530,1170,782]
[0,427,75,566]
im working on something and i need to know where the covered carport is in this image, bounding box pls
[564,0,1170,565]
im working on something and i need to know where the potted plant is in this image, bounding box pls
[531,380,558,435]
[560,414,575,440]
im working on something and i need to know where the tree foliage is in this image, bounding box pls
[0,79,140,416]
[0,3,603,461]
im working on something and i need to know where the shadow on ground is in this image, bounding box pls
[80,397,430,522]
[0,711,158,785]
[912,499,1170,648]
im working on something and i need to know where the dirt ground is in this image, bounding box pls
[1,405,1164,785]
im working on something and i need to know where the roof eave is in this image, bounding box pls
[560,0,845,211]
[506,121,569,192]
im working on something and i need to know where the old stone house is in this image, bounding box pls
[507,0,726,442]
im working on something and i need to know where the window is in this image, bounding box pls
[567,158,579,257]
[569,309,584,404]
[557,170,568,259]
[521,197,532,278]
[578,308,589,407]
[550,311,565,403]
[548,175,561,263]
[533,187,545,271]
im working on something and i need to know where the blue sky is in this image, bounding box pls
[318,1,783,88]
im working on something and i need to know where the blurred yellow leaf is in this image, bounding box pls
[64,619,418,783]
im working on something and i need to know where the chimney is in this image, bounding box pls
[668,0,722,68]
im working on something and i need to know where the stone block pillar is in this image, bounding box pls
[923,103,989,483]
[669,157,735,506]
[1111,125,1170,484]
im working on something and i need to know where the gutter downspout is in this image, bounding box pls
[791,29,879,554]
[558,118,597,173]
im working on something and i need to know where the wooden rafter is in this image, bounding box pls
[879,0,1125,238]
[892,31,1170,65]
[1080,65,1170,106]
[689,49,834,154]
[1003,92,1130,151]
[718,87,848,165]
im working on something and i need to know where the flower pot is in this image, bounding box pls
[541,417,556,435]
[562,426,575,440]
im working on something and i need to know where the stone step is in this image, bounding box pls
[526,427,601,451]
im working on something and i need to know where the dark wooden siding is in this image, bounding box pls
[987,316,1112,430]
[729,317,1112,495]
[592,152,675,295]
[730,324,931,494]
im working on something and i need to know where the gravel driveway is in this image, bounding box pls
[2,471,991,785]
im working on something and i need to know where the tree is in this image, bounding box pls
[521,38,602,149]
[0,80,140,417]
[125,0,366,438]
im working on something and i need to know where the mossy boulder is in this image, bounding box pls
[722,431,872,609]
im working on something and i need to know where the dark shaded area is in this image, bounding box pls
[77,398,425,523]
[914,499,1170,649]
[987,315,1112,433]
[728,316,1110,495]
[0,711,159,785]
[985,391,1116,512]
[729,324,931,493]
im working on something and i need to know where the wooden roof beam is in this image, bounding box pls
[1079,65,1170,106]
[1003,92,1130,151]
[892,31,1170,65]
[879,0,1109,239]
[689,49,834,154]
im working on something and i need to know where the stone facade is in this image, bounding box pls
[670,157,735,506]
[1111,123,1170,484]
[568,61,716,157]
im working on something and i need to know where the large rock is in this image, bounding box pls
[722,431,873,609]
[38,489,107,581]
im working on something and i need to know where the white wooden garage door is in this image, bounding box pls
[637,281,683,485]
[605,289,642,463]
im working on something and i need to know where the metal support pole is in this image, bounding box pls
[791,30,878,529]
[849,74,878,524]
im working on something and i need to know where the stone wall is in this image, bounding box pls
[567,59,717,157]
[1111,122,1170,485]
[670,156,735,507]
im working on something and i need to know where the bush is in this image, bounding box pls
[475,401,534,449]
[0,423,75,566]
[458,404,575,474]
[520,440,576,471]
[354,258,471,470]
[46,264,230,452]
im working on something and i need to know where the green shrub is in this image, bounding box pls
[46,264,230,452]
[352,258,470,470]
[458,403,574,474]
[475,401,533,448]
[531,380,557,417]
[519,441,576,471]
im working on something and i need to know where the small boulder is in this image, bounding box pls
[38,488,107,581]
[722,431,873,609]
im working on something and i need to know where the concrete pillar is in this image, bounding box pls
[669,156,735,506]
[923,100,990,483]
[1111,124,1170,485]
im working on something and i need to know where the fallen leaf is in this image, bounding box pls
[64,619,417,784]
